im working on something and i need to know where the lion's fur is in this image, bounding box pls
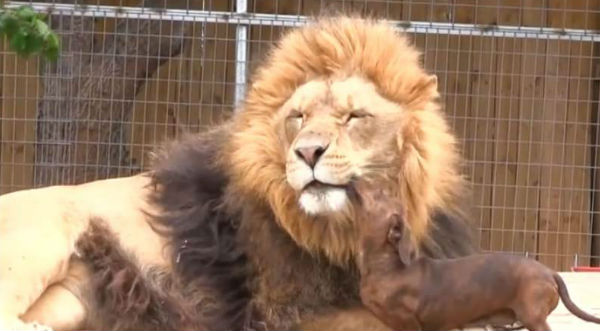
[75,218,207,331]
[148,130,362,330]
[147,127,253,330]
[0,14,478,331]
[224,15,471,265]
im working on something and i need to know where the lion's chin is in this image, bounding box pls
[298,186,349,215]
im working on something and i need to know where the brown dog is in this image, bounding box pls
[353,182,600,331]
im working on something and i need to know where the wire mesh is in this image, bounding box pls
[1,0,600,271]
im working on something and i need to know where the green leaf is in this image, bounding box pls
[15,6,37,21]
[44,33,60,61]
[9,28,29,54]
[1,14,19,36]
[44,46,59,61]
[28,35,44,54]
[34,18,50,37]
[46,31,59,48]
[0,5,61,61]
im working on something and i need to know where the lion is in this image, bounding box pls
[0,15,477,331]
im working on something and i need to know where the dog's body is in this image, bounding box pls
[354,183,600,331]
[365,253,600,331]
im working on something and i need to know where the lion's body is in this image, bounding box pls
[0,174,169,330]
[0,16,477,331]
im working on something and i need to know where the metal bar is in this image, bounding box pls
[234,0,248,109]
[8,1,600,42]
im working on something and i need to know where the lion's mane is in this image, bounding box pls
[224,15,474,263]
[142,15,477,331]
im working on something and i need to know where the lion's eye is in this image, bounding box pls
[285,110,304,139]
[346,110,370,124]
[290,117,302,128]
[288,110,303,121]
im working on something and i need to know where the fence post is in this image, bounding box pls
[591,61,600,267]
[234,0,248,110]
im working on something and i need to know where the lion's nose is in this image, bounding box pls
[295,145,328,168]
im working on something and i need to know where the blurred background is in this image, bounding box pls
[1,0,599,271]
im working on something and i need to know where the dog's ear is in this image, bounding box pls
[388,220,416,266]
[397,231,416,266]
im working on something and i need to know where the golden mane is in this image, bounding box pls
[223,15,469,266]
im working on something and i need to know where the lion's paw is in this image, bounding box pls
[28,321,54,331]
[0,319,54,331]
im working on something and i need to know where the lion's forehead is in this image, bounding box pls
[285,80,328,109]
[285,76,400,117]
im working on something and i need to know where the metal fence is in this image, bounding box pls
[1,0,600,271]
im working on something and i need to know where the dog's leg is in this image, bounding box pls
[514,306,552,331]
[539,322,551,331]
[513,282,556,331]
[521,321,551,331]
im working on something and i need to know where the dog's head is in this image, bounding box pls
[353,181,417,267]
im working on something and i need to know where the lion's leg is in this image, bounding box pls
[21,259,90,331]
[21,284,87,331]
[0,214,86,330]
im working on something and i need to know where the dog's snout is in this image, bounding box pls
[295,145,327,168]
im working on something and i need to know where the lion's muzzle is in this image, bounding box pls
[293,131,331,169]
[286,130,356,215]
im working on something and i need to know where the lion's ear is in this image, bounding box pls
[427,74,438,92]
[406,74,439,108]
[420,74,439,101]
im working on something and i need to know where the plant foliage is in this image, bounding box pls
[0,4,60,61]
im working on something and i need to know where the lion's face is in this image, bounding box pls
[277,76,402,215]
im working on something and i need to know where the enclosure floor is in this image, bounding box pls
[546,272,600,331]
